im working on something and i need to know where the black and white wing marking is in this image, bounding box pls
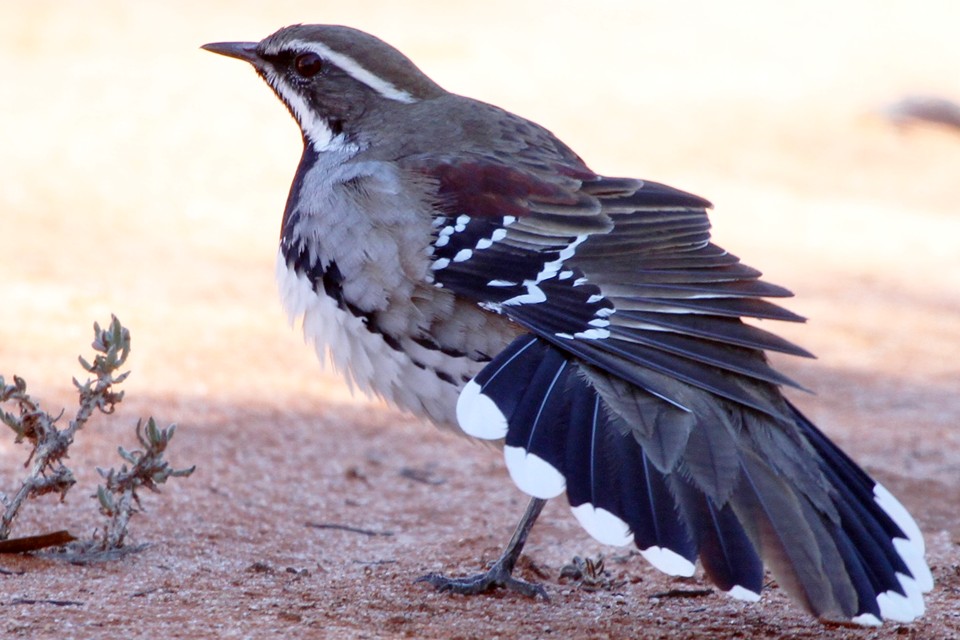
[406,155,810,416]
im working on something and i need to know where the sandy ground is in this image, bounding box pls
[1,1,959,638]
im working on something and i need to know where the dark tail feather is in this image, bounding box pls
[788,402,932,622]
[724,404,931,624]
[563,400,698,574]
[671,475,764,600]
[730,450,861,619]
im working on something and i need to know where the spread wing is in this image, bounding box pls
[402,153,812,418]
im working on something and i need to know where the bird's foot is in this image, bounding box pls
[417,560,549,600]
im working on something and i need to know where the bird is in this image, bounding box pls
[202,24,932,625]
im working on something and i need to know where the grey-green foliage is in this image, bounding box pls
[0,316,194,552]
[95,417,195,550]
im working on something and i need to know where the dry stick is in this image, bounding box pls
[8,598,84,607]
[648,588,714,599]
[398,467,446,485]
[306,522,394,537]
[0,530,76,554]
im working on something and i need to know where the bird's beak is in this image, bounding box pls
[201,41,260,65]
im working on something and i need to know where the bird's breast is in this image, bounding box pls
[274,250,517,430]
[276,159,519,429]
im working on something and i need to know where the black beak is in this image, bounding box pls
[201,41,260,65]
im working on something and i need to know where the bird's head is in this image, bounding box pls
[202,25,445,152]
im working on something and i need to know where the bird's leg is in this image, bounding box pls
[418,497,549,599]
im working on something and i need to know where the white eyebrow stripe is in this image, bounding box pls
[288,38,416,104]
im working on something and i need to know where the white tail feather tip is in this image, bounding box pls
[640,546,696,577]
[876,585,923,623]
[893,538,934,592]
[726,585,761,602]
[504,446,566,499]
[570,504,633,547]
[456,380,508,439]
[896,573,926,618]
[873,483,925,552]
[851,613,883,627]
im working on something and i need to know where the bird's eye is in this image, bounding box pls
[294,52,324,78]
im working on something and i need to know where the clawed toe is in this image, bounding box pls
[416,566,549,600]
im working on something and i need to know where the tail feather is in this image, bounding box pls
[501,342,571,498]
[568,420,697,573]
[794,402,928,574]
[671,474,764,599]
[789,402,931,620]
[829,498,899,623]
[455,334,931,625]
[732,450,860,619]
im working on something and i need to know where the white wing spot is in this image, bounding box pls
[474,227,507,251]
[502,283,546,306]
[502,235,588,308]
[573,328,610,340]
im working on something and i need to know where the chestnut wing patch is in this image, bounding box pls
[402,154,610,306]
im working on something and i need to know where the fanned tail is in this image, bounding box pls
[457,334,932,624]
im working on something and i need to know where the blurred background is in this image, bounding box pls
[1,0,958,480]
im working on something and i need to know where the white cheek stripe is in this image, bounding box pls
[264,70,338,151]
[288,39,416,104]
